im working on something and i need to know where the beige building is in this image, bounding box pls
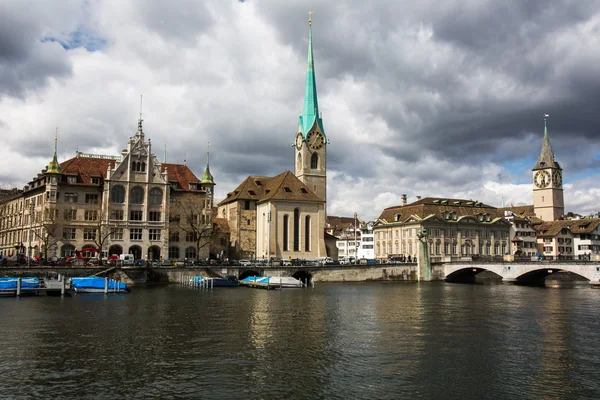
[374,197,511,262]
[216,21,328,262]
[0,119,214,263]
[533,118,564,221]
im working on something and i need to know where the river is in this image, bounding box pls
[1,282,599,399]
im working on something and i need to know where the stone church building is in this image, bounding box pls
[218,19,328,261]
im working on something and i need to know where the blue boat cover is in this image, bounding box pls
[0,277,40,289]
[71,277,128,290]
[240,276,271,283]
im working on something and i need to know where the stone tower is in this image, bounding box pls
[533,117,564,221]
[294,15,327,203]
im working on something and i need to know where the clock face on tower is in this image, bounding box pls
[534,170,551,189]
[295,133,303,149]
[552,170,562,188]
[307,131,325,150]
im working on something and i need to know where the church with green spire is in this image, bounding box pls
[294,14,328,204]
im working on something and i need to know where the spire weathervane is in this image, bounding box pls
[308,11,314,26]
[544,113,549,131]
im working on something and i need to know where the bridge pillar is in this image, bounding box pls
[417,240,431,281]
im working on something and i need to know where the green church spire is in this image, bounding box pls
[201,142,214,184]
[46,128,62,175]
[299,13,325,139]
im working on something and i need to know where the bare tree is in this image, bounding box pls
[31,206,65,262]
[170,194,217,263]
[86,201,120,266]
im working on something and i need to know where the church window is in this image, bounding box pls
[149,188,162,205]
[293,208,300,251]
[305,216,311,251]
[130,187,144,204]
[297,153,302,171]
[311,153,318,169]
[283,215,289,251]
[141,162,146,172]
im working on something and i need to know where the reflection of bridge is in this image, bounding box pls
[443,261,600,285]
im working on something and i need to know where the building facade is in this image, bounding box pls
[374,198,512,262]
[0,120,214,262]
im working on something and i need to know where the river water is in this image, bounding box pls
[1,282,599,399]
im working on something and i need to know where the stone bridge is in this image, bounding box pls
[443,261,600,285]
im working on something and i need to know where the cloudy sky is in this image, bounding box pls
[1,0,599,220]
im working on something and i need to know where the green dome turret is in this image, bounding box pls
[46,135,62,175]
[200,144,214,184]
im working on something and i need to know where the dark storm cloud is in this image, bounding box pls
[0,3,72,98]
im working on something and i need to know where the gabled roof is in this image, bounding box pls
[533,120,561,170]
[326,216,358,237]
[59,156,116,185]
[218,171,322,206]
[537,219,600,237]
[160,163,201,191]
[377,197,505,224]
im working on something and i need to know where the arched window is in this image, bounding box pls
[293,208,300,252]
[296,153,302,172]
[311,153,318,169]
[61,244,75,257]
[130,187,144,204]
[305,215,311,251]
[283,215,289,251]
[149,188,162,205]
[110,185,125,203]
[185,247,197,259]
[168,246,180,259]
[141,162,146,172]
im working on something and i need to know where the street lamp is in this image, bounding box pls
[354,212,357,265]
[27,201,34,267]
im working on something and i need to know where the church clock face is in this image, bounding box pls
[307,131,325,150]
[295,133,303,149]
[534,170,550,189]
[552,170,562,188]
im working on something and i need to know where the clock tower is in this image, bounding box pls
[293,15,327,203]
[533,117,564,221]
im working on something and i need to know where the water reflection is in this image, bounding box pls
[0,284,599,399]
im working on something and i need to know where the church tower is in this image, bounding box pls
[533,116,564,221]
[294,14,327,203]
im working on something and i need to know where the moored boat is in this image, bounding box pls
[0,277,41,290]
[239,276,303,289]
[71,277,129,293]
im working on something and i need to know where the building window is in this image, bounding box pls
[84,210,98,221]
[61,244,75,257]
[83,228,96,241]
[169,246,180,259]
[149,188,163,205]
[185,247,197,259]
[305,215,311,251]
[64,193,78,203]
[293,208,300,251]
[185,232,195,242]
[130,210,143,221]
[283,215,289,251]
[130,187,145,204]
[85,194,99,204]
[64,209,77,220]
[91,177,100,185]
[149,229,161,241]
[149,211,161,222]
[110,186,125,203]
[311,153,318,169]
[110,228,123,240]
[110,210,124,220]
[62,228,76,240]
[244,200,250,210]
[67,176,77,184]
[130,228,143,241]
[171,232,180,242]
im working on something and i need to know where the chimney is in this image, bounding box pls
[401,194,407,206]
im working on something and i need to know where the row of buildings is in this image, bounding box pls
[1,19,599,264]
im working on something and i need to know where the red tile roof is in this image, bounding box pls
[59,157,116,185]
[160,163,202,191]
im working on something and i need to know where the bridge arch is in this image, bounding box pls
[292,270,312,285]
[514,267,590,285]
[239,269,261,280]
[445,267,503,283]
